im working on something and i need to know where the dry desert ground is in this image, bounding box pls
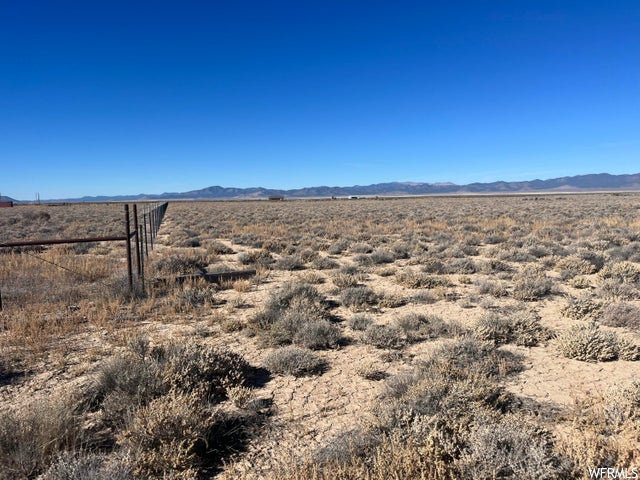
[1,194,640,479]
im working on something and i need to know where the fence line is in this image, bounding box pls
[0,202,168,310]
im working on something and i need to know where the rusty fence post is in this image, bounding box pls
[143,210,148,257]
[133,204,142,278]
[149,205,154,249]
[124,204,133,290]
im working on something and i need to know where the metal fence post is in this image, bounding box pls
[124,204,133,290]
[143,210,148,257]
[133,204,142,278]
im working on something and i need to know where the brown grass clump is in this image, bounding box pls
[0,394,84,479]
[556,382,640,475]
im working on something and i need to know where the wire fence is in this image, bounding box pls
[0,202,168,310]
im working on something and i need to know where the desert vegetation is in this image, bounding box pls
[2,193,640,478]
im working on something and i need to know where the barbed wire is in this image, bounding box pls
[20,249,118,290]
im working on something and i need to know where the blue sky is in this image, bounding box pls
[1,1,639,199]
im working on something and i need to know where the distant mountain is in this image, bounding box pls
[0,195,17,203]
[43,172,640,202]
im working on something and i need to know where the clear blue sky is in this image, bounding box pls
[1,1,639,199]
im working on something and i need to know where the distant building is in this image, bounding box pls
[348,196,359,200]
[268,195,285,201]
[0,201,13,208]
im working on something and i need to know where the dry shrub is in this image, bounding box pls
[561,295,604,321]
[555,321,639,362]
[327,239,349,255]
[512,268,555,301]
[205,240,235,255]
[556,255,597,275]
[396,270,449,289]
[356,363,387,381]
[221,318,245,333]
[311,256,339,270]
[340,286,378,311]
[116,390,211,478]
[172,285,219,311]
[152,254,208,276]
[395,313,464,342]
[0,394,83,479]
[376,292,406,309]
[297,271,325,285]
[456,416,559,479]
[238,249,274,267]
[599,302,640,329]
[420,258,446,274]
[293,318,342,350]
[91,342,251,429]
[375,266,396,277]
[476,278,508,297]
[569,275,592,289]
[284,337,538,480]
[370,248,394,264]
[250,282,329,332]
[350,242,373,254]
[264,346,326,377]
[232,279,252,292]
[161,343,251,400]
[39,451,131,480]
[249,283,340,348]
[332,272,360,288]
[347,314,373,331]
[361,324,407,350]
[273,433,453,480]
[446,258,477,274]
[600,261,640,284]
[598,278,638,301]
[274,254,306,271]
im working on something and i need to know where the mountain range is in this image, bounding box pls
[14,172,640,202]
